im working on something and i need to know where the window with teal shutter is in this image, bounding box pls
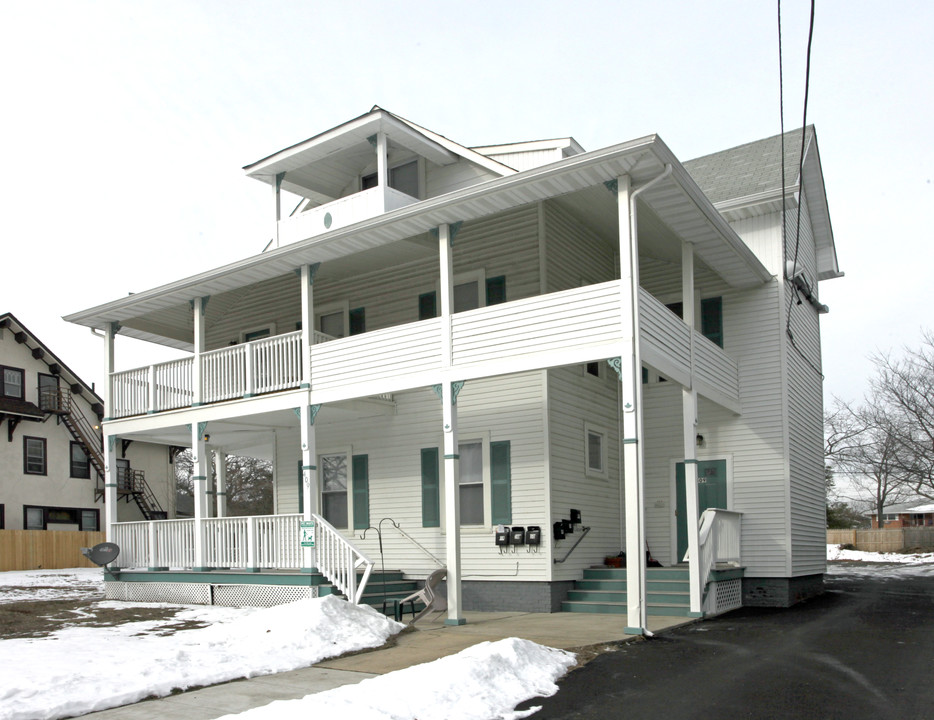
[352,454,369,530]
[701,297,723,348]
[421,447,440,527]
[490,440,511,525]
[485,275,506,306]
[297,460,303,512]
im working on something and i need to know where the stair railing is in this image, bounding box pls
[312,512,373,604]
[691,509,743,602]
[553,526,592,564]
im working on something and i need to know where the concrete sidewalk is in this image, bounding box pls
[83,611,690,719]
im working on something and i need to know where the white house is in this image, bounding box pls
[0,312,175,535]
[63,107,841,633]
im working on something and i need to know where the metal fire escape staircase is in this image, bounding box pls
[41,388,166,520]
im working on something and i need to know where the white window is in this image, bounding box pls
[321,452,348,528]
[585,423,607,479]
[458,441,484,525]
[240,324,275,343]
[319,311,344,339]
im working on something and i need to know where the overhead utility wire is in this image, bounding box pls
[778,0,823,378]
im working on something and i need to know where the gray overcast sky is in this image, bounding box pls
[1,0,931,405]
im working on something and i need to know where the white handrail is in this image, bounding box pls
[690,509,743,595]
[312,513,373,604]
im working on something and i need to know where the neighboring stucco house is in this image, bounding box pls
[0,312,175,533]
[63,107,841,633]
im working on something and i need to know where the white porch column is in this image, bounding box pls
[376,131,388,212]
[103,322,115,420]
[616,174,648,636]
[103,434,119,542]
[214,449,228,518]
[441,381,464,624]
[102,323,118,541]
[681,241,703,616]
[192,297,207,406]
[192,421,209,570]
[274,171,285,247]
[300,264,319,389]
[438,222,465,624]
[300,403,320,571]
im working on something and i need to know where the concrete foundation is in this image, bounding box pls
[742,574,824,607]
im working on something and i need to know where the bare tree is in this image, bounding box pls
[174,450,273,516]
[869,330,934,499]
[825,396,914,526]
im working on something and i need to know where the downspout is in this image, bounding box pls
[624,163,672,635]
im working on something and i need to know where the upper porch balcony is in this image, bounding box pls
[107,282,741,420]
[278,186,419,245]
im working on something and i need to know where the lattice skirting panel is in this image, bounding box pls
[105,582,319,607]
[703,579,743,616]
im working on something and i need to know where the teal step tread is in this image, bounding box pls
[562,600,694,617]
[567,589,690,605]
[582,567,690,581]
[575,579,690,592]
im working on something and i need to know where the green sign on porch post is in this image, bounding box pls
[300,520,316,548]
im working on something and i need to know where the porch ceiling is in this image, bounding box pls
[115,400,396,459]
[65,135,772,346]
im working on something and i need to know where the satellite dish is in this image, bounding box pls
[81,542,120,567]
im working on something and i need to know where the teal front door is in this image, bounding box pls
[676,459,728,562]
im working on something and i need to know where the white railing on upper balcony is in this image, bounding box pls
[107,281,740,418]
[278,186,418,245]
[201,331,305,404]
[312,512,373,604]
[110,330,332,418]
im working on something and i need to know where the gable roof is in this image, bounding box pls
[0,312,102,403]
[685,126,842,281]
[243,106,516,202]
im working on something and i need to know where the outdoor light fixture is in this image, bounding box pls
[696,434,705,447]
[203,433,211,443]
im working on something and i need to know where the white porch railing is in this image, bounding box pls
[696,508,743,586]
[313,512,374,604]
[108,513,374,604]
[108,281,740,418]
[278,186,418,245]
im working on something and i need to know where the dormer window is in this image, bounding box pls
[362,160,419,198]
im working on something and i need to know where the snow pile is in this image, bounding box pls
[826,544,934,564]
[0,568,103,604]
[219,638,576,720]
[0,594,403,720]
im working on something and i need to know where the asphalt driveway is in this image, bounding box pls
[519,564,934,720]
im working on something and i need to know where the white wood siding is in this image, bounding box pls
[783,197,827,576]
[273,374,550,581]
[543,202,616,292]
[547,366,622,580]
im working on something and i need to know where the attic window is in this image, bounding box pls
[361,160,419,198]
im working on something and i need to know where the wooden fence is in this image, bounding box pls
[827,528,934,553]
[0,530,106,571]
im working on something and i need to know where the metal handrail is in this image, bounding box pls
[553,526,592,564]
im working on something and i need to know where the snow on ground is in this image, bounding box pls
[826,544,934,578]
[0,567,103,603]
[0,569,575,720]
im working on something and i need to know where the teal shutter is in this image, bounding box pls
[490,440,512,524]
[418,291,438,320]
[297,460,303,512]
[352,454,369,530]
[485,275,507,306]
[349,307,366,335]
[421,447,440,527]
[701,297,723,348]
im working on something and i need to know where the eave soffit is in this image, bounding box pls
[65,135,771,339]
